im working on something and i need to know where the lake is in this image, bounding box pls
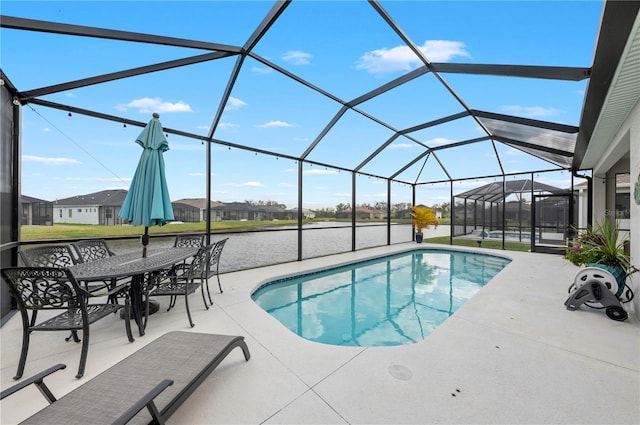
[106,223,451,273]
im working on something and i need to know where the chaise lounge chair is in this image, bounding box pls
[0,331,250,424]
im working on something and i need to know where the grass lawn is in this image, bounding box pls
[20,221,299,241]
[424,235,531,252]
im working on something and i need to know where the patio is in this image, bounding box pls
[2,243,638,424]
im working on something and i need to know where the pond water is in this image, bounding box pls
[105,223,450,272]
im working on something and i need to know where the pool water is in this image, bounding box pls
[251,249,511,347]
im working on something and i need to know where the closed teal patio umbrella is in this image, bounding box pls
[119,113,174,257]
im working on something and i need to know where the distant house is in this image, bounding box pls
[21,195,53,226]
[53,189,129,225]
[336,207,386,220]
[286,208,316,219]
[210,202,288,221]
[172,198,222,222]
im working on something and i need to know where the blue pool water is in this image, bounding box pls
[251,249,511,347]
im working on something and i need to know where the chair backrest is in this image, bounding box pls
[185,238,228,280]
[185,244,212,281]
[207,238,228,272]
[19,245,78,268]
[174,234,205,248]
[73,239,115,263]
[1,267,84,312]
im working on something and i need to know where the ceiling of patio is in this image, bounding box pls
[1,0,630,187]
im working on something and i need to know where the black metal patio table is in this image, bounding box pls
[69,247,199,337]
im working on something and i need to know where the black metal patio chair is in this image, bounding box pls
[148,243,216,328]
[19,244,77,268]
[204,237,229,296]
[0,267,133,379]
[170,234,205,275]
[173,234,205,248]
[20,244,114,300]
[72,239,131,305]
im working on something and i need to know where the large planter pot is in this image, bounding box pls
[415,233,423,243]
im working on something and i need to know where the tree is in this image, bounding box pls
[411,206,439,233]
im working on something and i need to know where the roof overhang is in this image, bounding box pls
[574,0,640,169]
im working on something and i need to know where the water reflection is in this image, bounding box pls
[252,249,510,346]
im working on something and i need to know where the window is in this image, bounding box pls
[59,209,62,218]
[68,209,72,218]
[615,193,630,219]
[615,173,630,220]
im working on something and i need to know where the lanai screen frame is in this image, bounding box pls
[1,0,591,256]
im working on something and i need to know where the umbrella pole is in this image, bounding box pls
[142,226,149,258]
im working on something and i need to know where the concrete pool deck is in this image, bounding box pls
[1,243,639,424]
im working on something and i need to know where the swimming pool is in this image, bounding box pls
[251,248,511,347]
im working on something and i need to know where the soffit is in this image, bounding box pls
[578,3,640,170]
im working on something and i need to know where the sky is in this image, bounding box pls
[1,1,603,210]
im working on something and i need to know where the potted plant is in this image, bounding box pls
[565,218,631,285]
[410,206,438,243]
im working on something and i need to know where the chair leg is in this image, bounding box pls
[123,299,134,343]
[142,290,150,332]
[15,328,30,380]
[184,292,194,328]
[76,325,90,379]
[206,281,214,303]
[109,278,120,307]
[216,273,223,294]
[167,295,177,311]
[65,330,81,343]
[200,281,210,310]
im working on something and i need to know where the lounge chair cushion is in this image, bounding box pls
[18,331,250,425]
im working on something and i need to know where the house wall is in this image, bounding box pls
[597,98,640,318]
[629,99,640,318]
[53,206,101,225]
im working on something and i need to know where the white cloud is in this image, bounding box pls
[23,155,81,166]
[278,182,296,187]
[304,169,338,176]
[167,143,204,151]
[501,105,561,118]
[58,176,125,182]
[225,96,247,111]
[356,40,469,74]
[217,122,240,130]
[390,143,414,149]
[188,172,204,177]
[282,50,312,65]
[425,137,455,147]
[257,120,294,128]
[252,66,273,74]
[225,181,265,188]
[115,97,193,114]
[505,148,524,156]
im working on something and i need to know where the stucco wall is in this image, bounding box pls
[592,98,639,318]
[53,206,100,225]
[629,100,640,318]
